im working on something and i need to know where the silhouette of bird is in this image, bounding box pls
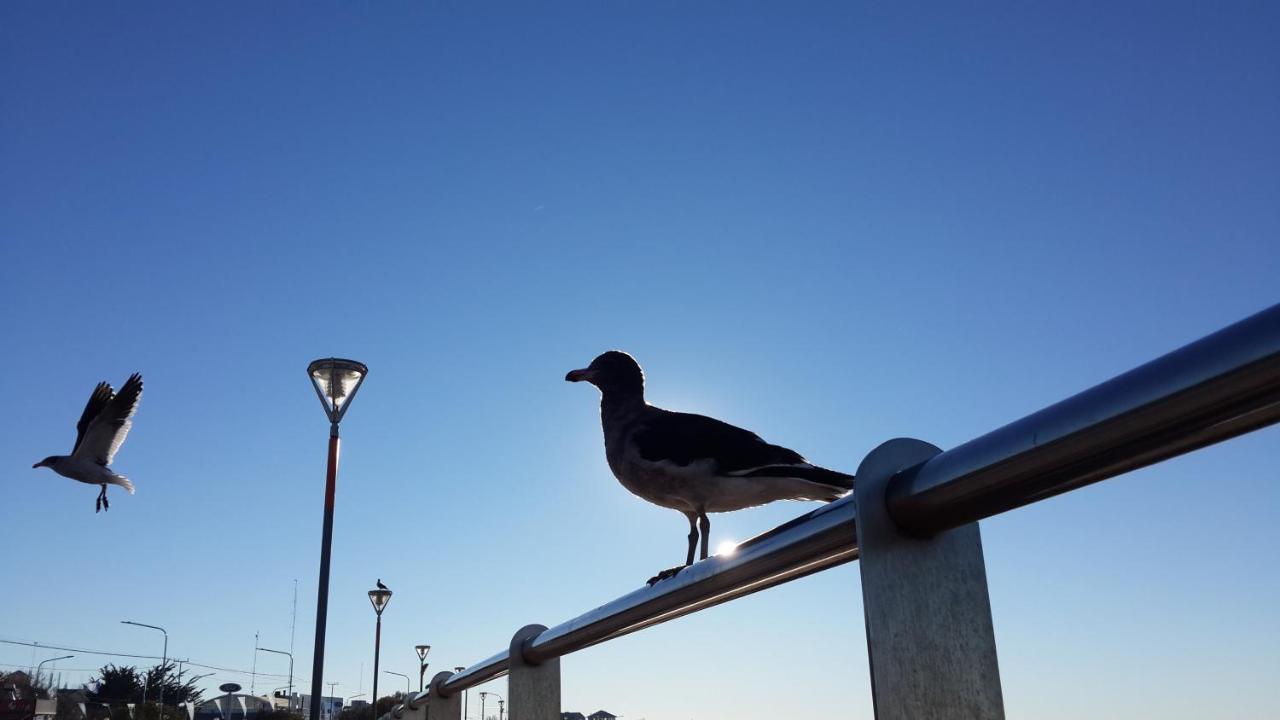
[376,578,389,591]
[566,351,854,584]
[33,373,144,513]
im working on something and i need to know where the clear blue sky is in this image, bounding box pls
[3,3,1277,719]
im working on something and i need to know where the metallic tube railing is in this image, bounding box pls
[430,495,858,700]
[886,303,1280,536]
[392,302,1280,715]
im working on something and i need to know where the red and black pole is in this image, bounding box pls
[308,424,340,720]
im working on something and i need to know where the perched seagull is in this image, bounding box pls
[376,578,389,591]
[33,373,143,513]
[566,351,854,584]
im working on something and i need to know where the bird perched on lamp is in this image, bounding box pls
[33,373,144,512]
[566,351,854,584]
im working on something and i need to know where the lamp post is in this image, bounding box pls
[122,621,167,709]
[382,671,409,698]
[480,692,503,720]
[255,647,294,701]
[368,583,392,714]
[453,668,466,720]
[414,646,430,692]
[34,655,73,689]
[305,358,368,720]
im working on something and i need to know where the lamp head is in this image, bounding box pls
[415,645,430,661]
[369,587,392,615]
[308,358,369,424]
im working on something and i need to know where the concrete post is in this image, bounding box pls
[854,438,1005,720]
[507,624,559,720]
[425,673,462,720]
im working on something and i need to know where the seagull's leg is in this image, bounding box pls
[701,509,711,561]
[648,513,699,586]
[684,512,698,567]
[100,484,109,512]
[96,485,105,513]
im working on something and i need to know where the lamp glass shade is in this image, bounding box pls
[415,645,431,661]
[368,588,392,615]
[308,358,368,423]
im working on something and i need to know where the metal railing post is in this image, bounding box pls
[508,625,559,720]
[415,672,459,720]
[855,438,1004,720]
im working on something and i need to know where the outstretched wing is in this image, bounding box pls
[72,373,143,466]
[73,382,115,453]
[633,409,805,474]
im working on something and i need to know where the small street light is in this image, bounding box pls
[480,691,504,720]
[453,668,466,720]
[305,358,368,720]
[382,671,409,698]
[414,646,430,692]
[369,582,392,715]
[122,621,168,709]
[255,647,294,701]
[34,655,73,689]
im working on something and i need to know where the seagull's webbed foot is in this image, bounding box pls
[96,485,108,513]
[95,495,102,513]
[646,565,689,586]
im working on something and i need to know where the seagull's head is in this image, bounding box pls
[566,351,645,396]
[32,456,58,469]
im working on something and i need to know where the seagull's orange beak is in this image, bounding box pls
[565,368,594,383]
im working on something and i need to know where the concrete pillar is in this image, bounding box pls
[507,624,559,720]
[854,438,1005,720]
[425,673,462,720]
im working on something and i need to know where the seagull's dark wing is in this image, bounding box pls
[633,410,805,473]
[73,382,115,454]
[72,373,143,466]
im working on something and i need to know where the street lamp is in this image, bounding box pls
[414,646,430,692]
[305,357,368,720]
[453,668,466,720]
[480,692,503,720]
[255,647,294,701]
[122,621,167,709]
[368,582,392,715]
[382,671,409,698]
[34,655,73,689]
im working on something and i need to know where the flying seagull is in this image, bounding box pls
[33,373,143,512]
[566,351,854,584]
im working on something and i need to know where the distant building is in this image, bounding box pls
[290,695,343,720]
[193,694,272,720]
[559,714,585,720]
[587,712,617,720]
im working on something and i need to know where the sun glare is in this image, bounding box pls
[716,540,738,557]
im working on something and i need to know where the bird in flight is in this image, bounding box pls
[566,351,854,584]
[33,373,143,512]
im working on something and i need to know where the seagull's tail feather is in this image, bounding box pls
[108,474,135,494]
[734,462,854,491]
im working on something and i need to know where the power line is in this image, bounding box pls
[0,639,295,681]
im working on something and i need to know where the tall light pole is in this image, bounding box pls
[122,621,167,710]
[34,655,73,689]
[306,358,368,720]
[255,647,294,701]
[382,671,409,698]
[453,668,466,720]
[368,583,392,715]
[480,692,503,720]
[414,646,430,692]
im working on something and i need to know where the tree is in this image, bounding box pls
[90,665,143,706]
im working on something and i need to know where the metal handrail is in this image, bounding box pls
[393,302,1280,715]
[433,495,858,700]
[887,303,1280,535]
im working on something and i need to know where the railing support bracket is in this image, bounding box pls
[509,624,560,720]
[855,438,1005,720]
